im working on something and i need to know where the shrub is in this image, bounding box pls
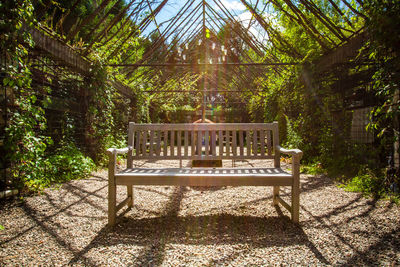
[24,144,95,191]
[340,168,385,198]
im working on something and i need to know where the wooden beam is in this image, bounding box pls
[238,0,303,59]
[66,0,113,42]
[121,0,198,69]
[30,26,90,74]
[29,26,134,98]
[107,0,169,60]
[315,31,367,72]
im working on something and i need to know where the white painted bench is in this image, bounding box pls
[107,122,303,226]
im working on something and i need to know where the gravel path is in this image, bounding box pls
[1,159,399,266]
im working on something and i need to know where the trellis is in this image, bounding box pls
[27,0,369,96]
[1,0,374,191]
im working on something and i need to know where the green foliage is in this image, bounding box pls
[242,0,398,198]
[340,168,385,198]
[45,145,95,184]
[85,63,117,163]
[0,225,4,231]
[283,114,303,149]
[364,0,400,140]
[2,0,49,190]
[334,0,400,198]
[24,144,95,191]
[145,73,202,123]
[2,1,98,191]
[301,162,326,175]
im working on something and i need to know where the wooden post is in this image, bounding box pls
[273,186,279,205]
[127,123,134,208]
[108,151,117,226]
[273,122,280,208]
[291,155,300,223]
[273,121,280,168]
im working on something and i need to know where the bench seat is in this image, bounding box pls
[115,167,292,186]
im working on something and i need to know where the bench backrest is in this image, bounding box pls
[127,122,280,167]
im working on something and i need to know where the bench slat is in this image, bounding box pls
[184,130,188,156]
[239,130,244,156]
[177,130,182,157]
[226,131,230,157]
[149,130,154,157]
[232,130,237,156]
[260,130,265,157]
[218,130,223,156]
[163,131,168,156]
[253,130,258,156]
[128,124,134,168]
[211,130,216,156]
[273,123,280,167]
[197,130,202,156]
[205,130,209,156]
[135,131,141,156]
[191,130,195,156]
[156,131,161,156]
[143,131,148,156]
[246,130,251,156]
[170,130,175,156]
[267,130,272,156]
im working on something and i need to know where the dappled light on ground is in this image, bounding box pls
[0,159,399,265]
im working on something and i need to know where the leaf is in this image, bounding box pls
[3,77,9,86]
[0,225,4,231]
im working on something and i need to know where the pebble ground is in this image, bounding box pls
[1,159,399,266]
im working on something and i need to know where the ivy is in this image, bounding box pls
[85,62,118,164]
[2,0,49,190]
[2,1,95,191]
[364,0,400,139]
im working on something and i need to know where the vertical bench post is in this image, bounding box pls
[291,155,300,223]
[108,150,117,226]
[127,123,134,208]
[272,121,280,205]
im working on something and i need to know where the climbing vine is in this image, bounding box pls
[2,0,49,190]
[2,1,96,191]
[85,62,121,165]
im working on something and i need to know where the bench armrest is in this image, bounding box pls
[107,146,133,156]
[277,146,303,160]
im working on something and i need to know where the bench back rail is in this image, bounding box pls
[128,122,280,166]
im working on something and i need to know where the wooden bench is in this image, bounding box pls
[107,122,303,226]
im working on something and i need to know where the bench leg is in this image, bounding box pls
[108,154,117,227]
[273,186,279,205]
[291,159,300,223]
[108,179,117,226]
[127,185,134,208]
[291,184,300,223]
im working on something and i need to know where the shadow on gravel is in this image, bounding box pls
[68,186,329,265]
[2,171,398,266]
[69,213,329,265]
[300,174,334,192]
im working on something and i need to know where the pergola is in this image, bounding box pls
[28,0,369,121]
